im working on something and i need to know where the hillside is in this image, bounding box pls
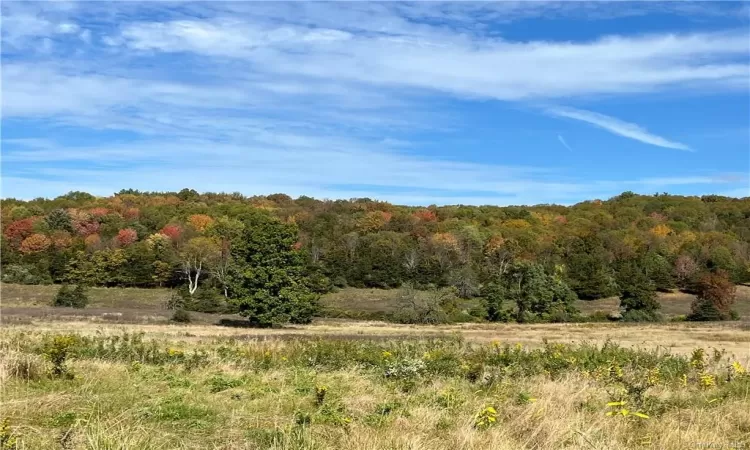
[2,190,749,323]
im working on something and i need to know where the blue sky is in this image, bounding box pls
[1,1,749,205]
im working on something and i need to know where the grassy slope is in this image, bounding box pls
[323,286,750,319]
[2,283,750,320]
[0,283,171,308]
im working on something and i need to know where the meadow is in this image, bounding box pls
[2,319,750,450]
[3,283,750,326]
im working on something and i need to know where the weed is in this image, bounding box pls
[51,412,77,428]
[0,419,17,450]
[206,374,244,393]
[515,391,538,405]
[41,334,79,378]
[473,405,497,429]
[314,385,327,406]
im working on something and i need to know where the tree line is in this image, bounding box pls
[2,189,748,324]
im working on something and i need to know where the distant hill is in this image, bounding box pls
[2,190,749,303]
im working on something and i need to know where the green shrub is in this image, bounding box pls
[52,284,89,308]
[687,299,724,321]
[166,290,186,310]
[621,309,662,322]
[41,334,79,378]
[543,305,581,323]
[1,264,51,285]
[169,287,232,314]
[391,285,454,324]
[171,309,192,323]
[586,311,612,322]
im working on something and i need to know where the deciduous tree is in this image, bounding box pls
[180,237,220,295]
[116,228,138,247]
[19,233,51,254]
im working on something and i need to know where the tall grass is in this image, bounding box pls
[2,329,748,449]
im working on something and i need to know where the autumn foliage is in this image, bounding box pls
[188,214,214,232]
[88,207,109,217]
[84,234,102,250]
[0,189,747,324]
[413,209,437,222]
[124,207,141,220]
[689,270,737,320]
[160,224,183,241]
[51,231,73,249]
[19,233,52,254]
[116,228,138,247]
[4,218,38,245]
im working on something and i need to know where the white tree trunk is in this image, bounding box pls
[187,260,201,295]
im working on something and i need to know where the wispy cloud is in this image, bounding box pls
[546,106,692,151]
[1,2,746,204]
[557,135,574,152]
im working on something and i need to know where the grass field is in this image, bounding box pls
[2,282,750,449]
[1,321,749,449]
[4,283,749,325]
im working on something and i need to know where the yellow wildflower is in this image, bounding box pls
[167,348,183,357]
[699,373,716,389]
[731,361,746,376]
[646,367,660,386]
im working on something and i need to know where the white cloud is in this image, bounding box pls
[4,134,743,205]
[545,106,692,151]
[110,18,749,100]
[1,2,747,205]
[56,23,79,34]
[557,135,573,152]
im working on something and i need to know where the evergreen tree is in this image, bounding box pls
[228,211,319,327]
[643,252,675,292]
[617,260,660,321]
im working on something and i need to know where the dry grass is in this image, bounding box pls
[3,284,750,449]
[1,321,749,450]
[2,319,749,358]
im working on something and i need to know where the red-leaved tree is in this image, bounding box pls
[4,218,38,246]
[116,228,138,247]
[160,224,183,242]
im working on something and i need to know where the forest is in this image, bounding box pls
[2,189,748,324]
